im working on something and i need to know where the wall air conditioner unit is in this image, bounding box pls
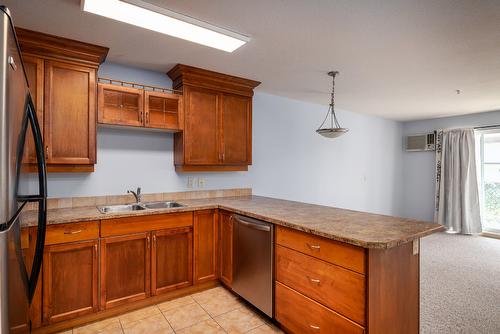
[405,132,436,151]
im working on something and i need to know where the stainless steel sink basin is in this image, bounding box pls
[97,201,184,213]
[143,201,184,209]
[97,204,146,214]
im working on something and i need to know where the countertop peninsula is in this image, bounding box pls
[20,195,443,249]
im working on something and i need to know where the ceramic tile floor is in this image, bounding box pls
[57,287,283,334]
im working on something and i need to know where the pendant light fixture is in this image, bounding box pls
[316,71,348,138]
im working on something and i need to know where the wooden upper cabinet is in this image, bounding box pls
[145,90,182,130]
[98,83,144,127]
[168,64,260,172]
[16,27,108,172]
[22,55,44,164]
[44,60,96,165]
[151,227,193,295]
[194,210,218,284]
[221,93,251,165]
[184,86,220,165]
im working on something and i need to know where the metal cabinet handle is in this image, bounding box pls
[308,277,321,285]
[64,230,82,235]
[309,324,320,330]
[307,243,321,250]
[45,146,49,159]
[147,235,150,248]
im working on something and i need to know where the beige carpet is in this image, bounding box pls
[421,233,500,333]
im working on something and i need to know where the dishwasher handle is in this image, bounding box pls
[233,215,271,232]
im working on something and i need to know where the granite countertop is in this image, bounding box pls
[20,195,443,249]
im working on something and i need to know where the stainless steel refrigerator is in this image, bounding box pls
[0,6,47,334]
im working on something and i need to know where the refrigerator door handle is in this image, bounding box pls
[17,93,47,302]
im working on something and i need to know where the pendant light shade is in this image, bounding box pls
[316,71,348,138]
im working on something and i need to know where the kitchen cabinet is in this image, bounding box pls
[42,240,98,324]
[16,27,108,172]
[220,93,251,165]
[144,90,182,130]
[168,64,260,172]
[98,83,144,127]
[193,210,218,283]
[22,55,44,164]
[44,60,96,166]
[98,81,183,131]
[100,232,151,310]
[219,211,233,287]
[151,227,193,295]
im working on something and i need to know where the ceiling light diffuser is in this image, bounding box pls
[81,0,249,52]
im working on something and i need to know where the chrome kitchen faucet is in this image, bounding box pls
[127,187,142,203]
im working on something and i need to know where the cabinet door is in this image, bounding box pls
[98,83,144,127]
[219,211,233,287]
[151,227,193,295]
[44,60,96,165]
[184,86,220,165]
[42,240,98,324]
[100,233,151,309]
[221,94,251,165]
[194,210,218,283]
[145,91,182,130]
[22,55,44,164]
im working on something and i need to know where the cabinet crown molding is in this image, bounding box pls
[16,27,109,66]
[167,64,261,97]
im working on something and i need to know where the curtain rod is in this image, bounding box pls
[474,124,500,130]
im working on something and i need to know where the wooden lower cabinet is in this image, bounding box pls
[218,211,233,287]
[275,282,364,334]
[151,227,193,295]
[100,232,151,309]
[193,210,218,283]
[42,240,98,324]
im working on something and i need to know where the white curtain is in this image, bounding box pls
[434,128,482,234]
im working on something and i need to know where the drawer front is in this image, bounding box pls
[275,282,365,334]
[45,221,99,245]
[276,245,366,325]
[275,226,365,274]
[101,212,193,237]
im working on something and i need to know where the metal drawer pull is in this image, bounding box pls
[309,324,320,330]
[307,243,321,250]
[309,277,321,284]
[64,230,82,235]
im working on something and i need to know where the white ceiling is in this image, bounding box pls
[5,0,500,121]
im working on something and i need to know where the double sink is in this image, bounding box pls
[97,201,184,214]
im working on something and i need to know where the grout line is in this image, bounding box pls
[191,292,229,333]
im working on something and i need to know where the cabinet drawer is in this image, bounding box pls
[101,212,193,237]
[275,282,364,334]
[275,226,365,274]
[276,245,365,325]
[45,221,99,245]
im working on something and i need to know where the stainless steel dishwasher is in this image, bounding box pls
[232,214,274,317]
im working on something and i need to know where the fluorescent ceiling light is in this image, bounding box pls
[81,0,249,52]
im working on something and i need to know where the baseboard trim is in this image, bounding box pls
[481,232,500,240]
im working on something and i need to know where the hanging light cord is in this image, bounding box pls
[317,71,341,130]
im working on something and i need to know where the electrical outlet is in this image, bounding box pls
[198,177,206,188]
[187,177,194,188]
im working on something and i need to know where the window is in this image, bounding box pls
[476,129,500,233]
